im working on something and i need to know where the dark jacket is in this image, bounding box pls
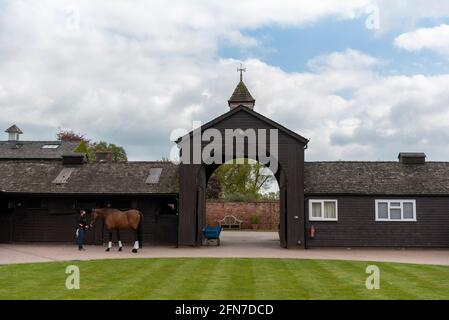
[78,216,89,231]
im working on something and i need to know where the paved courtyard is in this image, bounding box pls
[1,231,448,266]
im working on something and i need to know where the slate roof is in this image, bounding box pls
[228,80,255,103]
[304,162,449,195]
[0,141,80,160]
[0,161,179,194]
[2,160,449,196]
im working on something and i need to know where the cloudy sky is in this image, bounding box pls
[2,0,449,161]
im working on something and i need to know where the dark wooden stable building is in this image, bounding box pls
[1,80,449,249]
[0,136,178,245]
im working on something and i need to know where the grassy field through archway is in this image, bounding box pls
[1,258,448,300]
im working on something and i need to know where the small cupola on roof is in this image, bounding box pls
[228,64,255,110]
[5,124,23,141]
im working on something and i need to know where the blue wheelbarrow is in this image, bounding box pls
[202,226,223,246]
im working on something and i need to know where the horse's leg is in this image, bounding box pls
[132,228,139,253]
[106,231,113,252]
[117,230,123,251]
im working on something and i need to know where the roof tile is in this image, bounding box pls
[304,161,449,195]
[0,141,79,160]
[228,81,255,103]
[0,161,179,194]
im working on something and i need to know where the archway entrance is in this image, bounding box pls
[177,105,308,249]
[204,158,282,247]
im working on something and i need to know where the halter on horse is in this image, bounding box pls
[91,208,143,253]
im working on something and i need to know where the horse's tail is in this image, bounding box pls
[137,211,143,248]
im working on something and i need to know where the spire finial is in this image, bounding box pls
[237,63,246,82]
[228,65,255,110]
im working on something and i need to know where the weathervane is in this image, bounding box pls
[237,63,246,81]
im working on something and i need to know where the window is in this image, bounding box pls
[308,200,338,221]
[42,144,60,149]
[52,168,75,184]
[145,168,163,184]
[375,200,416,221]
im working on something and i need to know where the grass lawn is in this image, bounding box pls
[1,258,449,299]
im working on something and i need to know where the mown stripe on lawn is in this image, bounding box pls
[198,258,243,299]
[253,259,299,299]
[219,259,256,299]
[146,258,221,300]
[1,258,449,300]
[0,262,69,298]
[59,259,180,299]
[298,260,356,299]
[379,263,449,300]
[282,259,324,299]
[109,259,186,299]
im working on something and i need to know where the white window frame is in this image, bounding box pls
[375,200,417,222]
[308,200,338,221]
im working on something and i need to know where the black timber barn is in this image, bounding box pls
[0,132,178,245]
[1,79,449,249]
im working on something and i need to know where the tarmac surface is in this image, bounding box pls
[1,231,448,266]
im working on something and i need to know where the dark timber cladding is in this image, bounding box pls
[305,196,449,247]
[178,105,308,248]
[304,161,449,248]
[0,161,180,245]
[0,194,177,245]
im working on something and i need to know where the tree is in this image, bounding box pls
[57,130,88,142]
[57,129,127,162]
[208,159,276,202]
[92,141,127,162]
[260,191,280,201]
[73,140,95,160]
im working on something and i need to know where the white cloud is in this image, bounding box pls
[394,24,449,56]
[0,0,373,159]
[307,49,381,72]
[238,54,449,162]
[373,1,449,32]
[2,1,449,162]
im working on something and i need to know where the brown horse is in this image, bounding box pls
[91,208,143,253]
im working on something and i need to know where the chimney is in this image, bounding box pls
[398,152,426,165]
[5,124,23,141]
[62,152,86,165]
[95,150,114,162]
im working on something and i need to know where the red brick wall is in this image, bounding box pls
[206,201,280,230]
